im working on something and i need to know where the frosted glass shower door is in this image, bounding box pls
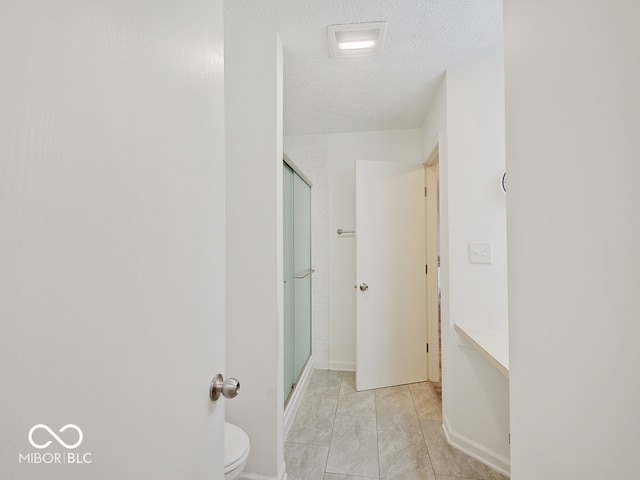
[293,172,312,382]
[283,161,312,402]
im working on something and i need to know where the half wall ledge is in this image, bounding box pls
[454,322,509,378]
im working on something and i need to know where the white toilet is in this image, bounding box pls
[224,422,250,480]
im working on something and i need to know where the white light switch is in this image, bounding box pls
[469,241,493,264]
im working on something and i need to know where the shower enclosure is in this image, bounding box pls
[283,160,312,403]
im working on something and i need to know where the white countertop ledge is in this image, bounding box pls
[454,322,509,378]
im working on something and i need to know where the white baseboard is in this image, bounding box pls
[284,355,314,438]
[442,414,511,478]
[240,461,287,480]
[329,360,355,372]
[279,460,287,480]
[240,473,286,480]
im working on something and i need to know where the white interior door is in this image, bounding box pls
[0,2,225,479]
[356,160,427,391]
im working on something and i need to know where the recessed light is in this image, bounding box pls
[328,22,387,58]
[338,40,376,51]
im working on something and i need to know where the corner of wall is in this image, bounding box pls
[225,27,283,477]
[427,44,510,471]
[443,413,510,476]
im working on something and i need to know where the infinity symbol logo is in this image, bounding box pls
[28,424,83,450]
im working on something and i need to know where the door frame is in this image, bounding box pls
[283,153,313,188]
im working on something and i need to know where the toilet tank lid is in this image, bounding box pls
[224,422,250,465]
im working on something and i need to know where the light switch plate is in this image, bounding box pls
[469,241,493,264]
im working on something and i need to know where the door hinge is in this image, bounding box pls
[426,343,429,353]
[425,186,427,197]
[425,264,428,275]
[508,433,511,445]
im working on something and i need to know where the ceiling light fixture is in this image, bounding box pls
[328,22,387,58]
[338,40,376,50]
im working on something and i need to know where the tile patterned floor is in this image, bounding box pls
[285,370,508,480]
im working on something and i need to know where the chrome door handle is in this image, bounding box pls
[295,268,315,279]
[359,283,369,291]
[210,374,240,401]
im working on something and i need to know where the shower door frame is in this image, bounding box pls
[283,155,313,405]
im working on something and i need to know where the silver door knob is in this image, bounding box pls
[359,283,369,291]
[210,374,240,401]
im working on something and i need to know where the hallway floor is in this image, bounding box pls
[285,370,508,480]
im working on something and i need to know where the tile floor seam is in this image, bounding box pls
[286,439,331,447]
[410,382,439,479]
[326,476,378,480]
[374,383,381,480]
[323,380,340,478]
[437,477,483,480]
[337,412,376,419]
[441,476,492,480]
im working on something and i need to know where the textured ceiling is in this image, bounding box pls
[225,0,503,136]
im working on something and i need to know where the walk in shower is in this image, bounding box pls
[283,160,312,403]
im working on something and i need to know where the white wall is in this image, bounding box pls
[0,1,227,479]
[422,46,510,473]
[328,130,424,170]
[328,168,356,371]
[505,1,640,477]
[446,48,508,332]
[225,27,285,478]
[284,130,424,371]
[422,75,447,159]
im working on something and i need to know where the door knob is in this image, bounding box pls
[359,283,369,291]
[210,374,240,401]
